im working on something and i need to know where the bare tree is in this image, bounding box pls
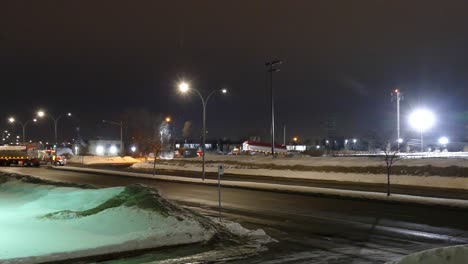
[182,121,192,141]
[383,142,401,196]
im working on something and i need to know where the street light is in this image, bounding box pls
[8,117,37,143]
[178,81,228,180]
[165,116,171,123]
[102,120,123,156]
[409,109,435,152]
[391,89,404,149]
[265,59,283,157]
[37,110,72,145]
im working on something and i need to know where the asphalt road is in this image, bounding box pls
[76,163,468,200]
[2,166,468,263]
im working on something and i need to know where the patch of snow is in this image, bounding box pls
[0,176,217,263]
[68,155,139,165]
[132,161,468,190]
[175,153,468,168]
[387,245,468,264]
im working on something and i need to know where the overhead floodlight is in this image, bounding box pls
[438,137,449,145]
[96,145,105,155]
[109,145,118,155]
[409,109,435,132]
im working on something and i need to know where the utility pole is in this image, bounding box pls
[391,89,403,149]
[103,120,124,155]
[265,60,282,157]
[283,124,286,145]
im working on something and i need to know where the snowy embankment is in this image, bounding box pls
[132,157,468,191]
[0,174,272,263]
[172,154,468,168]
[387,245,468,264]
[68,155,139,165]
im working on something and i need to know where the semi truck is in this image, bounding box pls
[0,145,41,167]
[242,141,287,154]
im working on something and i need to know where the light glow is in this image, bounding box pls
[37,111,45,117]
[178,82,189,93]
[438,137,449,145]
[409,109,435,132]
[131,146,137,152]
[8,117,15,123]
[109,145,118,155]
[221,88,227,94]
[96,145,104,155]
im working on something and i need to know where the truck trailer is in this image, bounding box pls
[0,145,41,167]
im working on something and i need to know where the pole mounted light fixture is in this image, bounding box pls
[177,81,228,180]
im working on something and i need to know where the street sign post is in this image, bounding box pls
[217,164,224,220]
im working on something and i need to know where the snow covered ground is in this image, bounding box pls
[174,153,468,167]
[387,245,468,264]
[68,155,139,165]
[0,175,271,263]
[132,161,468,190]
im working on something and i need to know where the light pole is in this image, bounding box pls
[265,60,282,157]
[37,111,72,145]
[103,120,123,156]
[409,109,435,152]
[8,117,37,143]
[178,81,227,180]
[391,89,403,149]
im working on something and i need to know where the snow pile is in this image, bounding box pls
[68,155,139,165]
[174,153,468,168]
[131,161,468,190]
[387,245,468,264]
[0,175,222,263]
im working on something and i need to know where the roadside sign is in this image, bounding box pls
[218,164,224,175]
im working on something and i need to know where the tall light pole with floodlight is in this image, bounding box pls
[37,110,72,145]
[102,120,123,155]
[391,89,403,148]
[8,117,37,143]
[265,60,282,157]
[409,109,435,152]
[178,81,227,180]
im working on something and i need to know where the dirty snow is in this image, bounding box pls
[174,153,468,167]
[132,161,468,190]
[387,245,468,264]
[68,155,139,165]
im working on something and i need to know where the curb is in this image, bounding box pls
[51,166,468,210]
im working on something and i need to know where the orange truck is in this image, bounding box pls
[0,144,41,167]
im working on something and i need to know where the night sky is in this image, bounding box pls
[1,1,468,143]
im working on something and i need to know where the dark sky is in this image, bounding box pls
[1,1,468,143]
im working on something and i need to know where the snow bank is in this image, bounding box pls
[387,245,468,264]
[0,176,218,263]
[180,153,468,168]
[68,155,139,165]
[132,161,468,190]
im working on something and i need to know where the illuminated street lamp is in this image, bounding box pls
[165,116,171,123]
[37,110,72,144]
[178,81,228,180]
[293,137,298,143]
[8,117,37,143]
[409,109,435,152]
